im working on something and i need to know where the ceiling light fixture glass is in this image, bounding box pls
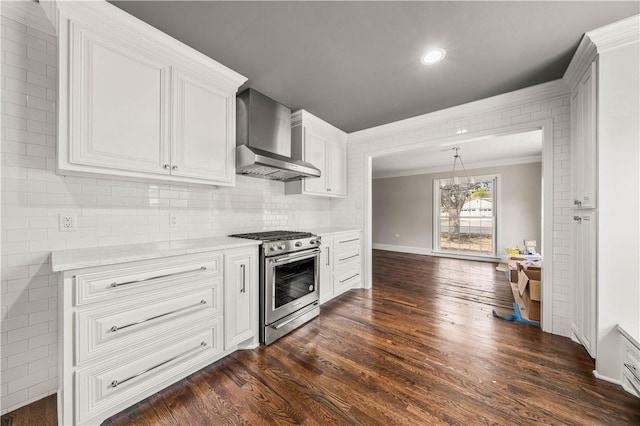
[421,48,446,64]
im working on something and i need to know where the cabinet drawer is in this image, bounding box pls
[334,264,361,295]
[623,339,640,396]
[76,282,221,364]
[76,320,222,425]
[333,234,360,263]
[74,252,222,306]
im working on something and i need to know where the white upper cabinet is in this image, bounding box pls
[571,61,597,209]
[50,1,246,186]
[171,66,235,183]
[285,110,347,198]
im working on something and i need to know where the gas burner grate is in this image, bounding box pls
[229,230,314,242]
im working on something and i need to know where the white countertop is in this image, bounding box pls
[307,227,360,237]
[51,237,260,272]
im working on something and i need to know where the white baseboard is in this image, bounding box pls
[592,369,622,386]
[372,244,500,262]
[372,244,431,255]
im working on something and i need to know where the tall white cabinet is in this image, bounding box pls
[44,0,246,186]
[568,57,598,358]
[564,14,640,393]
[285,110,347,197]
[568,57,599,358]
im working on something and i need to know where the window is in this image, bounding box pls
[433,175,498,257]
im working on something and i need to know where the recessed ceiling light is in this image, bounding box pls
[421,48,446,65]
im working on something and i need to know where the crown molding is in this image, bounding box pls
[372,155,542,180]
[564,14,639,90]
[588,14,640,53]
[348,79,567,143]
[1,0,56,36]
[563,35,598,92]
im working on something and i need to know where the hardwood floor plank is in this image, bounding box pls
[3,250,639,425]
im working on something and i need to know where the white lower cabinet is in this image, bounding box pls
[224,247,258,349]
[58,248,257,425]
[318,231,361,304]
[620,329,640,397]
[319,236,334,304]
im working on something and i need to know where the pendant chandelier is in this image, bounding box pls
[440,147,475,193]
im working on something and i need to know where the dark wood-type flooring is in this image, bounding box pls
[3,250,639,425]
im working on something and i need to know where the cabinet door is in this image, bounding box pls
[580,211,597,356]
[302,129,328,195]
[327,141,347,197]
[571,87,583,208]
[319,238,334,304]
[572,211,597,357]
[171,67,235,184]
[224,249,257,349]
[70,22,171,174]
[580,62,597,208]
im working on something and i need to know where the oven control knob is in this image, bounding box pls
[295,241,302,248]
[278,244,285,250]
[310,240,316,245]
[309,285,314,291]
[269,246,276,251]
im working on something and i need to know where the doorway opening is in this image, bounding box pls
[364,120,553,331]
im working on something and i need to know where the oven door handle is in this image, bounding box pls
[271,249,321,264]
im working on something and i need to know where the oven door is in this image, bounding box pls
[264,248,320,326]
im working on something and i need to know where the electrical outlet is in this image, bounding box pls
[169,213,179,227]
[59,213,77,232]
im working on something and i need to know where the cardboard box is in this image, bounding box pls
[508,257,526,283]
[518,269,541,321]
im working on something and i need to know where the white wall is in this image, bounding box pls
[0,4,331,413]
[372,162,542,256]
[596,39,640,379]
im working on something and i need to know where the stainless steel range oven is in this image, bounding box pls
[228,231,321,344]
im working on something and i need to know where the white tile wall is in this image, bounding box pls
[334,91,573,337]
[0,12,331,414]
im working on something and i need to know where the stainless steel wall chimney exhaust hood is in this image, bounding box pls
[236,88,321,181]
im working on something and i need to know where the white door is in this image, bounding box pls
[319,238,334,304]
[71,23,170,173]
[302,129,328,195]
[225,250,257,348]
[171,67,235,184]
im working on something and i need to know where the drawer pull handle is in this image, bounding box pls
[339,273,359,284]
[110,300,207,333]
[110,266,207,288]
[240,264,246,294]
[624,363,640,382]
[338,254,359,262]
[338,238,359,244]
[110,341,207,388]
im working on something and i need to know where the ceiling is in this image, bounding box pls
[111,1,638,134]
[372,130,542,178]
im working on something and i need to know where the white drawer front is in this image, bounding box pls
[334,234,360,250]
[76,320,222,424]
[76,281,221,364]
[623,339,640,396]
[334,245,360,266]
[74,252,222,306]
[334,264,361,295]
